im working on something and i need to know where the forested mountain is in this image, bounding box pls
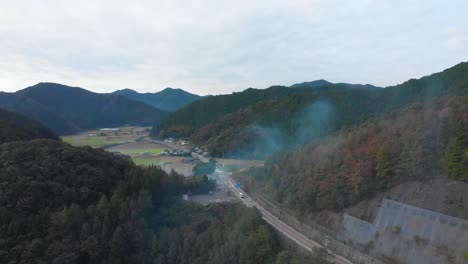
[113,87,203,112]
[153,62,468,158]
[290,79,381,90]
[153,81,381,139]
[0,108,59,144]
[0,83,169,135]
[0,139,311,264]
[242,96,467,214]
[191,88,381,157]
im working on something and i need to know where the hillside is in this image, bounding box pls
[113,87,203,112]
[0,108,59,144]
[154,62,468,158]
[192,87,386,158]
[239,96,467,263]
[0,83,169,134]
[0,139,310,264]
[153,81,380,139]
[243,96,467,213]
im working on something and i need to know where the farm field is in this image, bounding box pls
[62,135,126,147]
[107,142,167,156]
[62,126,150,147]
[61,126,185,170]
[132,158,166,166]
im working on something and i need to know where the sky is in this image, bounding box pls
[0,0,467,95]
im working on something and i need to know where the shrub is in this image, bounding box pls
[391,226,401,234]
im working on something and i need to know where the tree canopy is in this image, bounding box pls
[242,97,466,214]
[0,140,302,263]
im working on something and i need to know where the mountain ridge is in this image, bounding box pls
[290,79,382,90]
[153,62,467,157]
[0,82,169,134]
[113,86,203,112]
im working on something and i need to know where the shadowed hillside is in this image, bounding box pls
[0,108,58,144]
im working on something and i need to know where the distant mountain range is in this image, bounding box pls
[290,79,382,90]
[113,87,204,112]
[0,83,169,135]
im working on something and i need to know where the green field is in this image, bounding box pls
[132,158,166,167]
[61,129,165,166]
[62,135,128,147]
[110,148,165,155]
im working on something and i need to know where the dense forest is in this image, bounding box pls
[152,82,380,139]
[0,108,58,144]
[0,140,311,264]
[191,88,381,158]
[0,83,169,134]
[240,96,467,215]
[153,62,468,158]
[113,87,203,112]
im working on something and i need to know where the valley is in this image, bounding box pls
[62,126,263,177]
[3,3,467,263]
[46,62,467,263]
[0,45,466,264]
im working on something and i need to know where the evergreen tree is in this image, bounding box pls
[444,123,468,180]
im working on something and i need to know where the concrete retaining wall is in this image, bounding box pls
[343,198,468,264]
[251,193,385,264]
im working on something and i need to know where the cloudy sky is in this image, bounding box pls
[0,0,467,95]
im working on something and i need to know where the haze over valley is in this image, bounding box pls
[0,1,467,264]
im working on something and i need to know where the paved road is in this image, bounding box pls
[226,177,353,264]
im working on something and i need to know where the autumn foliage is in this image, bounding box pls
[246,97,466,213]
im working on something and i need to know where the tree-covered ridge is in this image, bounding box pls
[0,140,296,264]
[152,82,379,139]
[242,96,466,214]
[153,85,302,138]
[0,108,58,144]
[191,88,381,158]
[154,62,468,157]
[0,82,169,134]
[113,87,203,112]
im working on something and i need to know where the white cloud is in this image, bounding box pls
[0,0,467,94]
